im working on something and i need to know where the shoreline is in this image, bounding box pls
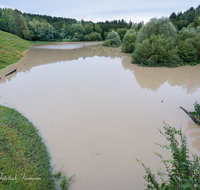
[0,105,56,189]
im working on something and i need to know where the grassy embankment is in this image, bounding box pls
[0,30,52,70]
[0,30,69,189]
[0,105,56,189]
[0,30,35,70]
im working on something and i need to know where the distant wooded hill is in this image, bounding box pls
[170,5,200,30]
[0,5,200,42]
[0,8,133,41]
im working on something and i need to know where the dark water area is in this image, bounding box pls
[0,42,200,190]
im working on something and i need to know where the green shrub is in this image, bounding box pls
[70,37,79,42]
[176,27,200,63]
[131,22,144,31]
[63,38,71,42]
[85,32,102,41]
[53,171,76,190]
[194,27,200,60]
[102,39,118,47]
[102,30,121,47]
[136,17,177,44]
[187,17,200,29]
[177,38,198,64]
[89,32,102,41]
[177,27,196,42]
[85,34,91,41]
[107,30,119,40]
[116,28,128,41]
[121,29,137,53]
[190,101,200,125]
[137,122,200,189]
[103,28,115,40]
[132,34,181,67]
[196,26,200,38]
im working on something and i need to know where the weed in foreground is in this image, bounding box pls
[137,122,200,189]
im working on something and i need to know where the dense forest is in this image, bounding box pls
[100,4,200,67]
[0,5,200,46]
[169,5,200,30]
[0,8,134,41]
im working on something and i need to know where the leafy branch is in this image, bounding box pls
[137,122,200,190]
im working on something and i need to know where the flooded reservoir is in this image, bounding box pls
[0,42,200,189]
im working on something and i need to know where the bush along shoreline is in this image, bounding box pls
[120,17,200,67]
[190,101,200,125]
[102,30,121,47]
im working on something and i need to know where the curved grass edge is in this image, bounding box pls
[0,105,56,189]
[0,30,35,70]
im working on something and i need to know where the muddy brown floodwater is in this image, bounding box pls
[0,42,200,190]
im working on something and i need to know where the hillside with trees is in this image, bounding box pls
[169,5,200,30]
[0,8,132,42]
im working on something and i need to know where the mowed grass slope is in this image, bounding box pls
[0,30,33,70]
[0,105,56,189]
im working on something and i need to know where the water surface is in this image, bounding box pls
[0,42,200,190]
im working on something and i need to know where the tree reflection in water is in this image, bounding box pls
[186,121,200,152]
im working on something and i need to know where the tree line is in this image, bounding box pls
[102,4,200,67]
[169,5,200,30]
[0,8,133,41]
[1,4,200,45]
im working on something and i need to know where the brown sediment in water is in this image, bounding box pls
[0,42,200,190]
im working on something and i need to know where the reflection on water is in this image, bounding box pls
[1,42,200,95]
[186,121,200,152]
[121,58,200,94]
[33,41,103,49]
[0,42,200,190]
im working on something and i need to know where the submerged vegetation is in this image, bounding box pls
[190,102,200,125]
[137,122,200,189]
[53,171,76,190]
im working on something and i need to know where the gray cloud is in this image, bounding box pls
[0,0,199,23]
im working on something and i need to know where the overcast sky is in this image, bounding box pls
[0,1,200,23]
